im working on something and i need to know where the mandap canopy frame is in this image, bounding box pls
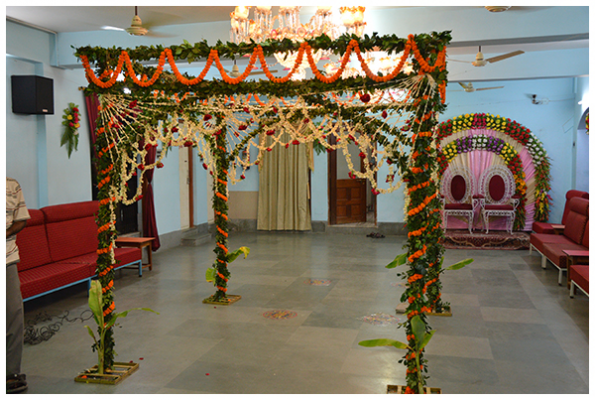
[76,31,451,392]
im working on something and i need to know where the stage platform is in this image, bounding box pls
[441,229,530,250]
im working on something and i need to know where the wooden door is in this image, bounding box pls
[336,179,367,223]
[328,133,368,225]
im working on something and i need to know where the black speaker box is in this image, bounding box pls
[11,75,54,115]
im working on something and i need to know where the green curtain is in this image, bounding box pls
[257,132,312,231]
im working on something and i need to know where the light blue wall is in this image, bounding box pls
[573,77,589,193]
[152,147,181,234]
[6,21,92,209]
[193,148,209,226]
[311,152,328,222]
[5,20,203,235]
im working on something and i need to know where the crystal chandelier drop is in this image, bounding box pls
[230,6,367,80]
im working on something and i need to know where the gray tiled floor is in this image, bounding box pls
[20,232,588,394]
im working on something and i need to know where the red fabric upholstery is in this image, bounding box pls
[42,201,99,222]
[541,242,587,269]
[15,201,143,301]
[530,232,576,251]
[451,175,467,202]
[485,204,514,210]
[563,197,589,245]
[532,190,588,233]
[18,262,96,300]
[489,175,506,201]
[15,210,53,273]
[445,203,473,210]
[532,222,556,234]
[569,265,589,294]
[42,201,100,262]
[582,220,589,248]
[563,190,589,223]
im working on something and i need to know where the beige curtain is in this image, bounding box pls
[257,132,312,231]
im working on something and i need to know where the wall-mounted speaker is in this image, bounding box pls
[11,75,54,115]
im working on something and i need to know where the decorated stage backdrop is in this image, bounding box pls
[436,113,551,231]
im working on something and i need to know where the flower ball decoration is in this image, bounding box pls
[60,103,81,158]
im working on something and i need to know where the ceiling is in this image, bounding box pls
[5,6,402,34]
[5,5,589,81]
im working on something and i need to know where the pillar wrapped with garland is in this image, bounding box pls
[209,125,232,303]
[93,100,121,371]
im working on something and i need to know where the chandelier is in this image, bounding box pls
[230,6,366,80]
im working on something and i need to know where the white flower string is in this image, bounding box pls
[96,73,438,206]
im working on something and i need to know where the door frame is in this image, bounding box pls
[328,134,338,225]
[328,135,377,225]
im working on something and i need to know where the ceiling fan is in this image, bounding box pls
[455,82,504,93]
[126,7,148,36]
[119,7,173,38]
[449,46,524,67]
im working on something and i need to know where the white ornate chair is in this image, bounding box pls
[477,165,520,234]
[440,166,476,234]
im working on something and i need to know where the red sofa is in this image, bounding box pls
[569,265,589,297]
[16,201,142,301]
[532,190,589,234]
[529,197,589,285]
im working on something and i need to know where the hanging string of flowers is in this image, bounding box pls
[60,103,81,158]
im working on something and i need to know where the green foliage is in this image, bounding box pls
[84,280,158,374]
[385,253,408,269]
[206,246,250,285]
[445,258,473,271]
[227,246,250,264]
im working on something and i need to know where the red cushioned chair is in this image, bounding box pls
[532,190,589,234]
[440,166,476,234]
[478,165,520,234]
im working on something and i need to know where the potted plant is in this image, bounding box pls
[203,246,250,305]
[75,280,158,384]
[360,256,473,393]
[359,314,437,394]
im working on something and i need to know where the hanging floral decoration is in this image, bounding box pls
[76,31,451,393]
[60,102,81,158]
[586,112,589,135]
[435,112,551,224]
